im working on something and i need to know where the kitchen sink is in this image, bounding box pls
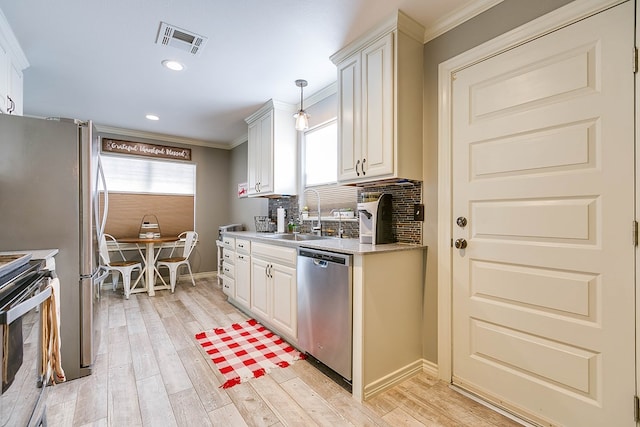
[264,233,327,241]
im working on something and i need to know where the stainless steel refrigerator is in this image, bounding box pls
[0,114,108,380]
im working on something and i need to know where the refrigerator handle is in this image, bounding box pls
[96,155,109,240]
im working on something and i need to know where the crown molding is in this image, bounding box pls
[303,81,337,109]
[423,0,505,43]
[95,124,231,150]
[230,133,248,149]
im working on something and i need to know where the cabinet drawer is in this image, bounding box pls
[222,236,235,250]
[251,242,296,266]
[222,261,235,279]
[236,239,250,254]
[223,249,235,264]
[222,276,234,297]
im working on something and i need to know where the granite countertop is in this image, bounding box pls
[223,231,426,255]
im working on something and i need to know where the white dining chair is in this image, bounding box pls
[156,231,198,293]
[99,233,145,299]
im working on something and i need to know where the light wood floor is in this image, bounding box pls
[45,274,522,426]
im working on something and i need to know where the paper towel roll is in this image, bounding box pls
[277,208,285,233]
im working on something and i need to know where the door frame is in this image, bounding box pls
[436,0,629,382]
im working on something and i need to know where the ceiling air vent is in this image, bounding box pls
[156,22,208,55]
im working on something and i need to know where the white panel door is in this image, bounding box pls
[451,3,634,426]
[250,257,269,320]
[235,253,251,309]
[247,121,260,195]
[257,111,273,194]
[337,52,361,181]
[361,33,394,179]
[270,262,296,339]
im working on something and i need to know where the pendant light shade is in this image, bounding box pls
[294,79,309,131]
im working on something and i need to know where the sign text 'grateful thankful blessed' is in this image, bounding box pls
[101,138,192,161]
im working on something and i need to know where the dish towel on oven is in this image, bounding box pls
[2,317,24,393]
[41,278,65,384]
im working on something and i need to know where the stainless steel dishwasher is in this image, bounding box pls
[297,248,353,380]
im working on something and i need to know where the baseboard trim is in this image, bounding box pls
[421,359,438,377]
[363,359,423,400]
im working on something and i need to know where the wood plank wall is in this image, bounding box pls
[99,192,195,238]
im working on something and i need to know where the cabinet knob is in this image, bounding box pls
[456,217,467,227]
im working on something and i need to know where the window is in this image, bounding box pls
[304,122,338,186]
[302,120,357,214]
[99,154,196,238]
[101,155,195,195]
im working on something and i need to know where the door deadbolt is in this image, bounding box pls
[454,238,467,249]
[456,217,467,227]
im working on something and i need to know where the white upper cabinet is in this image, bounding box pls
[0,10,28,115]
[245,99,297,197]
[331,11,424,185]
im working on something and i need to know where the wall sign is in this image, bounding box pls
[102,138,192,161]
[238,182,248,198]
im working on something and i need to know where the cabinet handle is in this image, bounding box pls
[355,160,360,176]
[266,264,273,278]
[7,96,14,114]
[362,158,366,176]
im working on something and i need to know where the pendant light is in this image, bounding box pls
[294,79,309,131]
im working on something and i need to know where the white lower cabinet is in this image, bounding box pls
[250,257,270,319]
[221,236,235,297]
[250,256,297,340]
[249,242,297,341]
[221,236,297,342]
[235,252,251,309]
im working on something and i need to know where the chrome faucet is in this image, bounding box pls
[330,208,345,238]
[303,188,322,236]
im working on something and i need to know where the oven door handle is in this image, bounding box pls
[0,285,52,325]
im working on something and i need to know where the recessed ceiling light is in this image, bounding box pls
[146,114,159,121]
[161,59,184,71]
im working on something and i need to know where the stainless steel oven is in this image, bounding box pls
[0,260,52,427]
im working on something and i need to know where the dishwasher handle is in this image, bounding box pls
[313,259,328,268]
[298,248,351,266]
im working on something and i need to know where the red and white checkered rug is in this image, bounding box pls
[195,319,305,389]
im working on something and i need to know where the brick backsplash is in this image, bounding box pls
[267,181,423,244]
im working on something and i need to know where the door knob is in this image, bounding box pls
[454,238,467,249]
[456,217,467,227]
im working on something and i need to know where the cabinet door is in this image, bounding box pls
[8,62,22,115]
[235,253,251,309]
[361,33,394,179]
[250,257,270,320]
[337,52,362,182]
[257,111,273,194]
[0,43,9,114]
[222,275,235,297]
[270,263,297,339]
[247,120,261,195]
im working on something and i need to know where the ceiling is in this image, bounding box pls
[0,0,496,148]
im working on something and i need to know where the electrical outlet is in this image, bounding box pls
[413,204,424,221]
